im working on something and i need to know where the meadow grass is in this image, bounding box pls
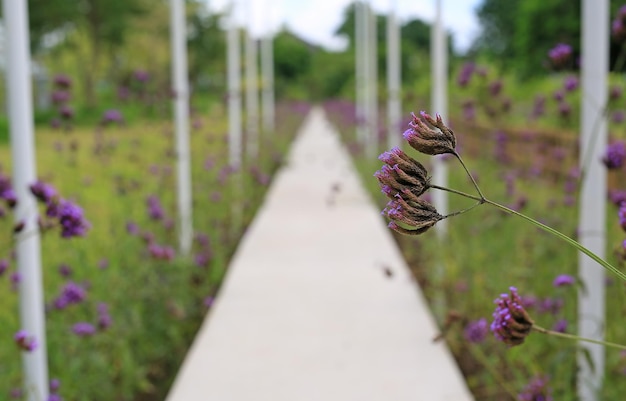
[0,100,308,400]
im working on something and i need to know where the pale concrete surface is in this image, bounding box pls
[166,107,474,401]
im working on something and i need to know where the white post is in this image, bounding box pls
[4,1,49,400]
[362,2,372,155]
[367,3,378,159]
[227,2,242,170]
[355,1,366,145]
[386,0,401,149]
[245,3,260,161]
[261,1,275,133]
[169,0,193,255]
[578,0,608,399]
[431,0,448,234]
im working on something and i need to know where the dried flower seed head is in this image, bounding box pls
[491,287,534,346]
[383,196,443,235]
[404,112,456,155]
[375,148,430,199]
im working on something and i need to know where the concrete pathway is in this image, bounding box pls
[166,108,474,401]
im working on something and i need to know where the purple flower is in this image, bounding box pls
[49,378,60,393]
[0,259,8,276]
[603,141,626,169]
[53,281,87,309]
[203,296,215,308]
[146,195,165,220]
[14,330,37,351]
[619,202,626,231]
[552,319,568,333]
[101,109,124,125]
[126,221,140,235]
[457,62,475,87]
[57,199,90,238]
[53,74,72,89]
[553,274,575,287]
[51,90,70,104]
[58,264,72,277]
[464,318,488,343]
[611,85,622,100]
[97,303,112,330]
[537,297,564,315]
[47,395,62,401]
[548,43,573,69]
[59,105,74,120]
[133,69,150,83]
[612,110,625,124]
[518,375,553,401]
[72,322,96,337]
[488,80,503,96]
[490,287,534,346]
[30,180,57,203]
[563,75,579,92]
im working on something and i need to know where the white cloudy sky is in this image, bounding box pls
[207,0,484,53]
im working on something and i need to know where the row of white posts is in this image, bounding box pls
[4,0,273,399]
[357,1,607,400]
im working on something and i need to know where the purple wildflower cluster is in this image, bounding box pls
[457,62,475,87]
[518,375,553,401]
[48,378,62,401]
[547,43,573,70]
[30,180,90,238]
[14,330,37,352]
[52,281,87,310]
[490,287,534,346]
[72,322,96,337]
[0,172,17,208]
[194,232,213,268]
[464,318,489,343]
[50,74,74,130]
[603,141,626,169]
[101,109,124,126]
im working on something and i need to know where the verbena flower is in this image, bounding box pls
[101,109,124,125]
[14,330,37,352]
[97,303,112,330]
[603,141,626,169]
[383,197,443,235]
[53,74,72,89]
[491,287,534,346]
[548,43,573,69]
[403,111,456,155]
[457,62,475,87]
[552,274,575,287]
[518,375,553,401]
[552,319,568,333]
[620,202,626,231]
[146,195,165,220]
[53,282,87,309]
[464,318,489,343]
[563,75,579,92]
[57,200,90,238]
[375,147,430,200]
[72,322,96,337]
[30,181,57,204]
[0,259,8,276]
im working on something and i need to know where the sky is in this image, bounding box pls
[207,0,484,53]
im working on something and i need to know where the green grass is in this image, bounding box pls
[0,100,308,400]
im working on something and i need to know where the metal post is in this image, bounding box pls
[169,0,193,255]
[355,1,366,145]
[261,1,275,133]
[386,0,401,149]
[227,1,242,170]
[431,0,448,234]
[578,0,608,399]
[367,2,378,159]
[245,3,260,161]
[3,1,49,399]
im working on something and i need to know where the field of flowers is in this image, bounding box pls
[0,76,310,399]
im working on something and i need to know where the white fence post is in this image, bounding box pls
[431,0,448,234]
[245,1,260,161]
[227,1,242,170]
[170,0,193,255]
[355,1,366,146]
[386,0,401,150]
[367,2,378,159]
[578,0,608,399]
[3,1,49,399]
[261,0,275,133]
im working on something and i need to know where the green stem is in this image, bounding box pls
[533,325,626,351]
[453,152,486,200]
[444,202,482,218]
[483,198,626,282]
[429,184,483,202]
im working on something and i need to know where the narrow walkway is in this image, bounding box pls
[166,108,474,401]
